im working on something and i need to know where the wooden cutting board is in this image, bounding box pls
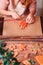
[3,16,42,36]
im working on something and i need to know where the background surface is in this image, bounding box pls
[36,0,43,16]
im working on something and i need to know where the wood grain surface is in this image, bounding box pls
[3,16,42,36]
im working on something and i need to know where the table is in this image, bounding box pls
[3,16,42,36]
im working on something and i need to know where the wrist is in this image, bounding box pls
[29,10,35,15]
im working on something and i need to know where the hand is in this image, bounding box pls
[11,11,21,19]
[26,13,35,24]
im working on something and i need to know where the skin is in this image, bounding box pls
[26,0,36,23]
[0,0,36,23]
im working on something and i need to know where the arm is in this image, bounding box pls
[29,0,36,15]
[26,0,36,23]
[0,10,12,16]
[0,0,20,19]
[0,10,20,19]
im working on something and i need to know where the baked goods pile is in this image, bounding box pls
[6,41,43,65]
[0,40,43,65]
